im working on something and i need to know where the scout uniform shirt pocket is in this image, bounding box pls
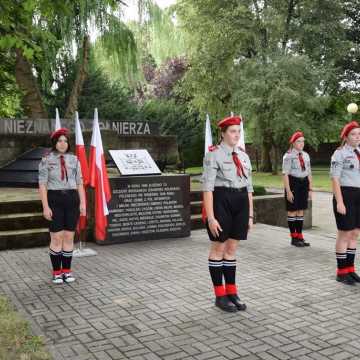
[221,161,235,179]
[291,157,300,170]
[343,157,357,171]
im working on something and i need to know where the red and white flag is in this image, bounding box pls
[202,114,213,223]
[231,111,245,150]
[55,108,61,130]
[75,111,89,232]
[89,108,111,241]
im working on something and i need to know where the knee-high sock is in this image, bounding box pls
[61,250,73,273]
[223,259,237,295]
[208,259,225,297]
[287,216,297,238]
[336,252,348,275]
[296,216,304,239]
[49,249,62,276]
[346,248,356,273]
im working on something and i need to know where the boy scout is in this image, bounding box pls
[330,121,360,285]
[39,128,86,284]
[202,115,253,312]
[282,131,313,247]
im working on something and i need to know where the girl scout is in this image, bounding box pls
[39,128,86,284]
[202,116,253,312]
[282,131,313,247]
[330,121,360,285]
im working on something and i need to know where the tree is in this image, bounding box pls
[0,0,137,119]
[176,0,351,172]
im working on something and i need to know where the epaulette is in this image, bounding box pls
[208,145,218,152]
[238,146,246,153]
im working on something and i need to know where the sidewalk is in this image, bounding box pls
[1,214,360,360]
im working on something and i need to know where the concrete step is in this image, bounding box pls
[0,228,49,250]
[0,212,46,231]
[190,191,202,202]
[0,199,42,215]
[191,214,204,230]
[190,201,202,215]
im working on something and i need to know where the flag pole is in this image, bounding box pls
[73,110,97,257]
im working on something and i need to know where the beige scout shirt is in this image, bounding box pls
[202,142,254,192]
[38,152,83,190]
[330,144,360,188]
[282,149,311,178]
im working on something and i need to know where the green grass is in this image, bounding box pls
[0,296,51,360]
[189,166,332,192]
[185,167,203,175]
[252,168,331,192]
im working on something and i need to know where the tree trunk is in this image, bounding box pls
[15,49,48,119]
[271,144,280,175]
[260,140,273,172]
[64,35,90,119]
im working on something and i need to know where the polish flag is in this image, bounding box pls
[55,108,61,130]
[75,111,89,186]
[89,108,111,241]
[75,111,89,232]
[202,114,213,223]
[231,111,245,150]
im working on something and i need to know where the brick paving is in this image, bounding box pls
[1,192,360,360]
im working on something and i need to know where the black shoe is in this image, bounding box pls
[227,294,247,311]
[215,296,238,312]
[349,272,360,283]
[299,239,310,247]
[291,238,304,247]
[336,273,356,285]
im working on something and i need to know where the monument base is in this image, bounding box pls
[97,174,190,245]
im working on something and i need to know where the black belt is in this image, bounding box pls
[48,189,77,194]
[214,186,247,193]
[289,175,308,181]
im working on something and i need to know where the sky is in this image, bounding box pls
[123,0,177,21]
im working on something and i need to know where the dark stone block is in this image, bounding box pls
[97,174,191,244]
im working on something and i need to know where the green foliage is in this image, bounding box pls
[0,296,51,360]
[140,99,202,167]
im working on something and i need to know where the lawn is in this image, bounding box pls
[0,296,51,360]
[188,166,332,192]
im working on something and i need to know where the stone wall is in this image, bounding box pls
[254,194,312,229]
[0,130,179,167]
[245,142,338,168]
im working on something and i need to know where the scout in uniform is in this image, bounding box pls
[202,115,253,312]
[282,131,313,247]
[38,128,86,284]
[330,121,360,285]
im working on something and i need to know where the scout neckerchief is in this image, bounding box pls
[354,148,360,165]
[232,151,247,179]
[60,155,68,182]
[298,152,306,171]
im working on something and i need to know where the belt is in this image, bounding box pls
[48,189,77,193]
[289,175,308,181]
[214,186,247,193]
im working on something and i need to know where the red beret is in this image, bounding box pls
[50,127,69,139]
[289,131,304,144]
[217,116,242,128]
[340,121,360,139]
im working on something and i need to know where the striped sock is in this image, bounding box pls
[61,250,73,273]
[287,216,297,238]
[296,216,304,239]
[223,259,237,295]
[208,259,225,297]
[346,248,356,273]
[336,252,348,275]
[49,249,62,276]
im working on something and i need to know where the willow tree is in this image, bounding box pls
[176,0,351,173]
[0,0,137,119]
